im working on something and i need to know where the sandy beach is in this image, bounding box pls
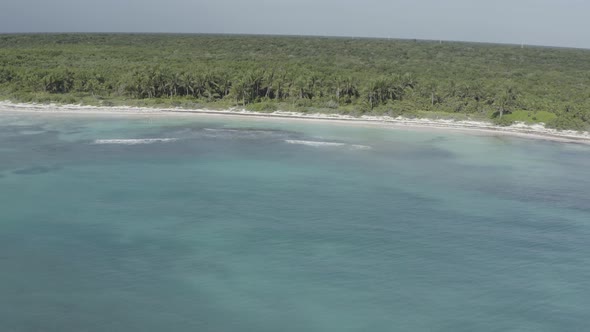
[1,101,589,144]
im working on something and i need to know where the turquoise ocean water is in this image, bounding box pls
[0,112,589,331]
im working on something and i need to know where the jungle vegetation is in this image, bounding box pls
[1,34,589,130]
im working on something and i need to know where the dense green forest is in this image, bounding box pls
[1,34,589,129]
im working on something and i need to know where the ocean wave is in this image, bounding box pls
[203,128,243,133]
[198,128,294,141]
[285,140,371,149]
[285,140,346,147]
[350,144,372,150]
[93,138,178,145]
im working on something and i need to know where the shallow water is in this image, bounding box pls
[1,112,589,331]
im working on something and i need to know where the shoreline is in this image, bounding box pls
[1,101,590,144]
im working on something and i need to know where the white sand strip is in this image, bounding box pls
[1,101,589,144]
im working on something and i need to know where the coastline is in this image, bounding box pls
[1,101,590,144]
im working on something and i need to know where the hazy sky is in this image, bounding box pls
[1,0,588,48]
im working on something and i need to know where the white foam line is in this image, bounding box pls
[204,128,277,135]
[285,140,346,147]
[204,128,242,132]
[93,138,178,145]
[285,140,371,149]
[350,144,372,150]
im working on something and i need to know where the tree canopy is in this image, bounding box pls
[1,34,589,130]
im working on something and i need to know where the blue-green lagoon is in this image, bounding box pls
[1,112,589,331]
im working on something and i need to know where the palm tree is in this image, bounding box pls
[179,72,194,97]
[366,81,379,109]
[496,86,519,118]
